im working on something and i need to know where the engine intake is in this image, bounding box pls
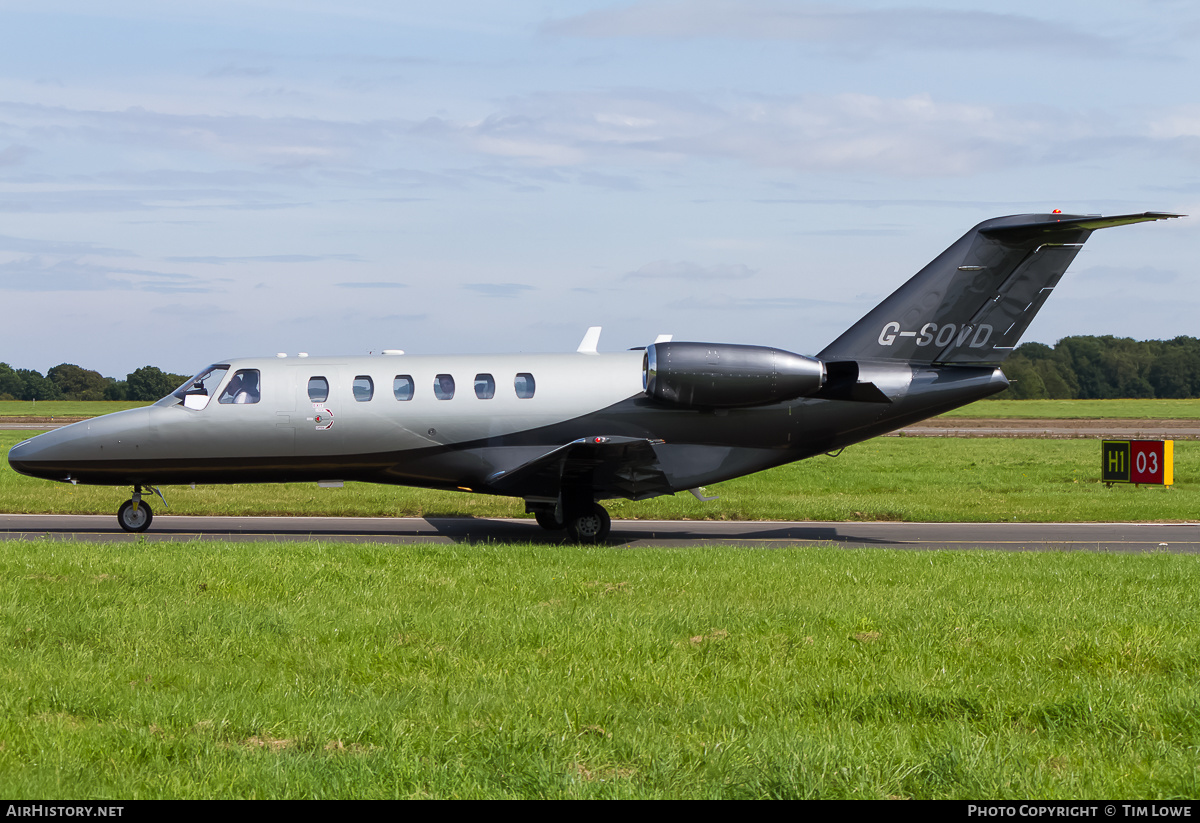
[643,342,825,408]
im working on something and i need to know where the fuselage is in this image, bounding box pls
[7,350,1008,500]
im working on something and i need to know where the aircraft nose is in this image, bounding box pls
[6,437,36,475]
[8,407,156,484]
[7,421,92,482]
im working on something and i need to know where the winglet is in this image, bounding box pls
[577,326,602,354]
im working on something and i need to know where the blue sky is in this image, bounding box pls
[0,0,1196,377]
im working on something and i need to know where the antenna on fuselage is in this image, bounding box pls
[577,326,602,354]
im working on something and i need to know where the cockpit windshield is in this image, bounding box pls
[165,364,230,410]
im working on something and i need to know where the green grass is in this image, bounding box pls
[4,398,1200,420]
[947,398,1200,419]
[0,400,146,418]
[4,431,1196,522]
[1,539,1198,798]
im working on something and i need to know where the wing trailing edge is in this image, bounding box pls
[486,436,673,502]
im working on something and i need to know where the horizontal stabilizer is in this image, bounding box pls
[813,378,891,404]
[979,212,1184,243]
[813,360,892,403]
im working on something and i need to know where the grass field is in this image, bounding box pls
[3,431,1195,522]
[5,406,1199,799]
[0,400,145,418]
[946,398,1200,419]
[2,538,1197,798]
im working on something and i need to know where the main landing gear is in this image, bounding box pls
[566,502,611,543]
[530,496,612,543]
[116,486,166,533]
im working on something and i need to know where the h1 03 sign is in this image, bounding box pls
[1101,440,1174,486]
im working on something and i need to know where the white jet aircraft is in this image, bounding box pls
[8,211,1181,540]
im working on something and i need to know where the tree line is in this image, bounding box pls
[4,335,1200,402]
[991,336,1200,399]
[0,363,191,402]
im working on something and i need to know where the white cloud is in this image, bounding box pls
[0,144,33,166]
[1149,106,1200,140]
[544,1,1114,57]
[414,89,1131,177]
[0,101,391,168]
[0,84,1183,192]
[0,257,211,293]
[336,281,407,289]
[0,1,1192,374]
[169,253,362,264]
[626,260,755,280]
[462,282,535,298]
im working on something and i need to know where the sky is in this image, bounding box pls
[0,0,1197,378]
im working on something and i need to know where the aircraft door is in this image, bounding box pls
[272,366,298,456]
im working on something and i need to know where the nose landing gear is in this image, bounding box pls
[117,498,152,532]
[116,486,167,533]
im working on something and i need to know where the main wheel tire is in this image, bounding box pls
[117,499,153,533]
[535,510,564,531]
[566,503,610,543]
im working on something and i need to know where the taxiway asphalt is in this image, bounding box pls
[2,514,1197,552]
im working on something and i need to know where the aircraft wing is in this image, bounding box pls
[486,436,673,501]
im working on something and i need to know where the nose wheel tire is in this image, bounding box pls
[117,500,153,533]
[566,503,611,543]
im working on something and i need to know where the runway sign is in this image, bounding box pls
[1101,440,1173,486]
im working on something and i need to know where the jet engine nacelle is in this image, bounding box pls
[643,342,826,408]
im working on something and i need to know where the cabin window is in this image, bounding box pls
[393,375,414,401]
[474,373,495,399]
[173,364,229,410]
[434,374,455,400]
[515,372,535,399]
[308,376,329,403]
[218,369,261,405]
[353,375,374,402]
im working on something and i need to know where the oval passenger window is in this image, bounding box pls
[514,373,535,399]
[308,376,329,403]
[353,375,374,402]
[434,374,455,400]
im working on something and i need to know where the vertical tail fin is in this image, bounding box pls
[818,212,1182,365]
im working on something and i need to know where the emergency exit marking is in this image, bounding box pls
[1102,440,1173,486]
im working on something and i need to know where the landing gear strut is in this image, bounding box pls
[116,485,165,533]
